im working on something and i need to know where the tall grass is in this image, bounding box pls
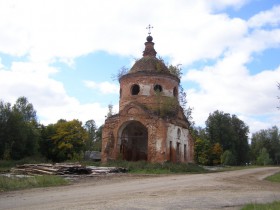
[0,175,68,191]
[98,160,206,174]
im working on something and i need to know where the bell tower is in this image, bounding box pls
[102,26,194,163]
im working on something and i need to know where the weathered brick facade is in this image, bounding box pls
[101,35,194,163]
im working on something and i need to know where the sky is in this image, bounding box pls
[0,0,279,135]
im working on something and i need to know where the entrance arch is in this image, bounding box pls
[119,121,148,161]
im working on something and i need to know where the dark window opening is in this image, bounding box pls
[154,84,162,92]
[184,144,187,161]
[176,142,180,162]
[173,87,178,97]
[177,128,181,139]
[120,88,122,98]
[170,141,173,161]
[131,84,140,95]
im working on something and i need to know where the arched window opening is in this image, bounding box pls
[154,84,162,93]
[131,84,140,95]
[177,128,181,139]
[173,87,178,97]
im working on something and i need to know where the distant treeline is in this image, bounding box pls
[0,97,279,165]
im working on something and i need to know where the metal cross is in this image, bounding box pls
[146,24,153,35]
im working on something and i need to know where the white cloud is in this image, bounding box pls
[84,81,119,94]
[0,61,108,126]
[0,0,279,133]
[248,5,280,28]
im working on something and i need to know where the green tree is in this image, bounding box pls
[257,148,272,165]
[251,126,280,165]
[0,97,40,160]
[51,119,89,161]
[39,124,56,160]
[221,150,236,166]
[205,110,249,165]
[194,137,211,165]
[84,119,97,150]
[93,125,103,151]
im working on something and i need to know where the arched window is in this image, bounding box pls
[131,84,140,95]
[154,84,162,93]
[177,128,181,139]
[173,87,178,97]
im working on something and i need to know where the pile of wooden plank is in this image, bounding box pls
[10,163,127,176]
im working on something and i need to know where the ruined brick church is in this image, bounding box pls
[101,29,194,163]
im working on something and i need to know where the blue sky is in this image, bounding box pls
[0,0,279,134]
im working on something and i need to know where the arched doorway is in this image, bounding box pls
[120,121,148,161]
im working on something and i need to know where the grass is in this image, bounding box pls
[0,157,49,172]
[242,201,280,210]
[90,160,207,174]
[0,175,69,192]
[265,171,280,183]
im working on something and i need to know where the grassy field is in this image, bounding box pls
[100,160,207,174]
[242,171,280,210]
[265,171,280,182]
[0,159,207,191]
[0,175,69,192]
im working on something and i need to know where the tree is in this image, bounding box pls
[251,126,280,165]
[39,124,56,160]
[93,125,103,151]
[84,119,99,151]
[0,97,40,160]
[221,150,236,166]
[179,85,194,126]
[50,119,89,161]
[211,143,223,165]
[205,110,249,165]
[256,148,272,166]
[194,137,211,165]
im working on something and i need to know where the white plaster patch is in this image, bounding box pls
[156,138,162,152]
[140,84,151,96]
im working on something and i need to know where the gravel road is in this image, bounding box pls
[0,167,280,210]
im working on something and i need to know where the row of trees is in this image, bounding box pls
[1,97,279,165]
[0,97,102,161]
[193,110,280,166]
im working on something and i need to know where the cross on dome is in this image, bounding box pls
[146,24,153,36]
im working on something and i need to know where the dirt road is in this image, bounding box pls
[1,167,280,210]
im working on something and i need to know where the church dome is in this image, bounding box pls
[128,35,171,75]
[129,56,169,74]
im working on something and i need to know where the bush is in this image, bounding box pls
[221,150,236,166]
[256,148,272,166]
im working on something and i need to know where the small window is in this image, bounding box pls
[154,84,162,92]
[120,88,122,98]
[131,84,140,95]
[177,128,181,139]
[173,87,178,97]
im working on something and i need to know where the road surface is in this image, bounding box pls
[0,167,280,210]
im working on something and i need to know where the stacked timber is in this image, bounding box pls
[10,163,127,175]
